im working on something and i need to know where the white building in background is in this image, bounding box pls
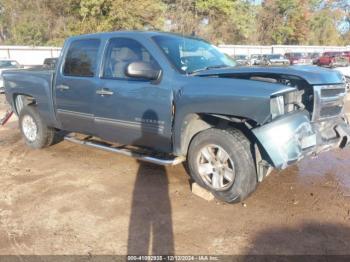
[0,46,61,66]
[219,45,350,56]
[0,44,349,66]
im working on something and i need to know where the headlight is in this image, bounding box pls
[270,89,305,120]
[270,95,285,119]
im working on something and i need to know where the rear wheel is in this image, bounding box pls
[19,106,56,149]
[187,128,257,203]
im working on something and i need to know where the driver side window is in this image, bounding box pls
[103,38,159,79]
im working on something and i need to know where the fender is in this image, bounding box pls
[3,70,59,128]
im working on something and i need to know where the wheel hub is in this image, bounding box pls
[22,115,38,142]
[196,145,235,191]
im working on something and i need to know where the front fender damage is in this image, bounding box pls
[252,110,350,170]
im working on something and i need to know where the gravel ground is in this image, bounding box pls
[0,94,350,256]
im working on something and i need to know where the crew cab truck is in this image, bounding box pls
[3,32,350,203]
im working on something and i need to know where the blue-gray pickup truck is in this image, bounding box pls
[3,31,350,203]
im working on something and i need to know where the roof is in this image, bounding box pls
[67,30,202,41]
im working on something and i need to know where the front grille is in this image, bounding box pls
[320,106,342,118]
[321,88,346,97]
[312,84,347,121]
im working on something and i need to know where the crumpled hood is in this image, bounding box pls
[334,66,350,78]
[193,65,344,85]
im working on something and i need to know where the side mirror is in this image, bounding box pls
[125,61,161,80]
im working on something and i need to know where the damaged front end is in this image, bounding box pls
[253,83,350,170]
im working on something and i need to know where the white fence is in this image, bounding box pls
[0,46,61,66]
[1,44,350,66]
[219,45,350,56]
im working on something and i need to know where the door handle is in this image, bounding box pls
[96,88,114,96]
[56,84,70,91]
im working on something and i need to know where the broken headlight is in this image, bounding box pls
[270,89,305,119]
[270,95,285,119]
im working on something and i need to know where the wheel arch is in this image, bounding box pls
[176,113,258,156]
[12,93,36,115]
[176,112,273,182]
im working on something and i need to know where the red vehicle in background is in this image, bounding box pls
[284,52,313,65]
[344,51,350,62]
[317,51,350,67]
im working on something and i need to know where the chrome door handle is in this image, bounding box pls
[96,89,114,96]
[56,85,70,91]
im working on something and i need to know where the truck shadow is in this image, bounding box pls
[127,110,174,255]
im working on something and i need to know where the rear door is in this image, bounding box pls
[93,37,174,152]
[54,38,101,134]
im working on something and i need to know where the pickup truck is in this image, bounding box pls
[3,31,350,203]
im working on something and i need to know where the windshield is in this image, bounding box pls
[153,35,236,74]
[0,60,19,68]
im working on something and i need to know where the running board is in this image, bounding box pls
[64,135,185,166]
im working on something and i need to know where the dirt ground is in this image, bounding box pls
[0,94,350,256]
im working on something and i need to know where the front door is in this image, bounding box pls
[94,37,173,152]
[54,38,101,134]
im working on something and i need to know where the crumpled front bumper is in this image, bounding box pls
[253,110,350,170]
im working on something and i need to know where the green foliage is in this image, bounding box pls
[258,0,310,44]
[258,0,346,45]
[309,7,344,45]
[75,0,165,33]
[0,0,348,46]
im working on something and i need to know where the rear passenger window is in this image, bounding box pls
[63,39,100,77]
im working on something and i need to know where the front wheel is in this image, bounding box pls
[19,105,56,149]
[187,128,257,203]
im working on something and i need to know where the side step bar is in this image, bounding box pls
[64,135,185,166]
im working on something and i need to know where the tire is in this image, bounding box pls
[19,105,56,149]
[187,128,257,203]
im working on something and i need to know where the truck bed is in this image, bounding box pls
[3,69,57,127]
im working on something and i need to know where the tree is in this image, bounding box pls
[164,0,258,44]
[75,0,165,34]
[0,0,347,46]
[309,7,344,45]
[257,0,312,45]
[0,0,80,45]
[0,0,164,45]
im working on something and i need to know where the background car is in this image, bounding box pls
[318,51,349,67]
[250,54,263,65]
[284,52,313,65]
[342,51,350,63]
[43,58,58,69]
[0,59,22,93]
[308,52,321,65]
[262,54,290,66]
[233,54,251,66]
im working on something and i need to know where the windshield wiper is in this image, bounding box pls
[189,64,230,74]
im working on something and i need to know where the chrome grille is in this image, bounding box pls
[312,84,347,122]
[321,88,346,97]
[320,106,342,118]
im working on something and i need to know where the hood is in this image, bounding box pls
[334,66,350,78]
[179,73,299,124]
[193,65,344,85]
